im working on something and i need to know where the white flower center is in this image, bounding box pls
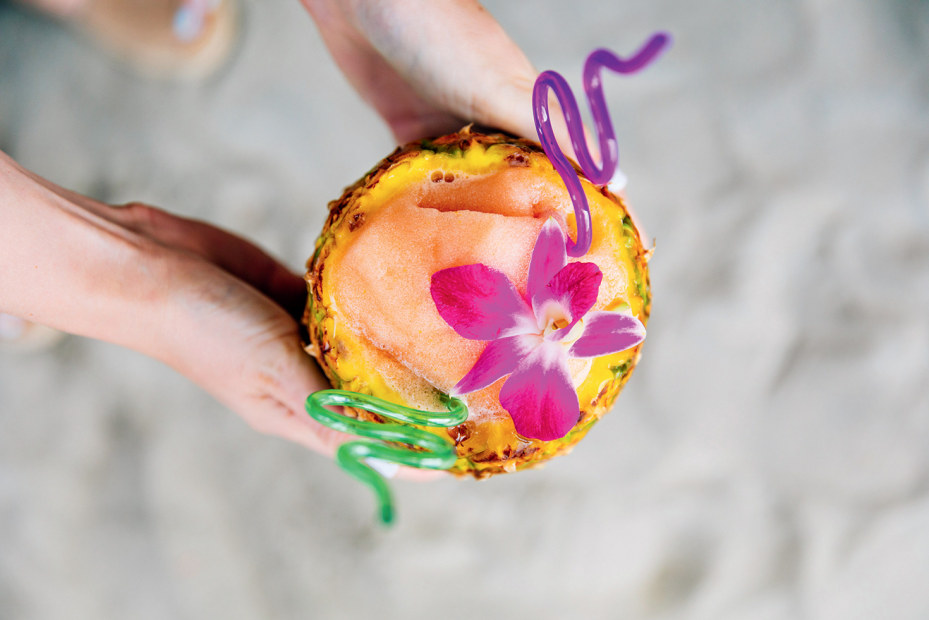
[559,318,585,345]
[538,300,571,335]
[540,312,584,346]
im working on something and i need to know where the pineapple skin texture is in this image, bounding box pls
[304,129,651,479]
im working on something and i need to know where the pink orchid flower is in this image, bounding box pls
[430,219,646,441]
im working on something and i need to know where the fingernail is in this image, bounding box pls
[173,5,205,42]
[366,458,399,479]
[609,167,628,193]
[0,314,26,340]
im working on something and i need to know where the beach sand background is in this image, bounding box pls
[1,1,928,618]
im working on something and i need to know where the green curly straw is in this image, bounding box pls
[305,390,468,525]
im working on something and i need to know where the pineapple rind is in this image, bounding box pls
[304,129,650,478]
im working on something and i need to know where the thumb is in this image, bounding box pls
[353,1,593,162]
[351,0,537,138]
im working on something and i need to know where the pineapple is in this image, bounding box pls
[304,128,650,478]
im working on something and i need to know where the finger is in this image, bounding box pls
[269,345,450,482]
[396,467,446,481]
[303,0,465,142]
[352,0,537,134]
[316,0,591,162]
[182,294,352,456]
[261,330,453,479]
[305,0,538,141]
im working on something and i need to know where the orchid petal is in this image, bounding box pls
[544,262,602,333]
[499,341,580,441]
[568,310,646,358]
[431,264,534,340]
[528,219,568,314]
[452,334,538,395]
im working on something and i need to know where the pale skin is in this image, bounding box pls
[2,0,550,456]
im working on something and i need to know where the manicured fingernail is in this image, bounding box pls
[366,458,399,479]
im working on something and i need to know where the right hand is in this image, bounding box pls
[301,0,540,143]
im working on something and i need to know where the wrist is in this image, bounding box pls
[0,152,175,355]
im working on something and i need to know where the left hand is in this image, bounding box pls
[1,151,348,455]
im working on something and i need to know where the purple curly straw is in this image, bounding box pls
[533,32,671,257]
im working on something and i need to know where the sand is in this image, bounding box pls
[1,1,928,618]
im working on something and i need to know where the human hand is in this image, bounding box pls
[301,0,540,143]
[110,203,350,454]
[0,152,345,455]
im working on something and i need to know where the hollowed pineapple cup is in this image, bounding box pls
[304,129,650,478]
